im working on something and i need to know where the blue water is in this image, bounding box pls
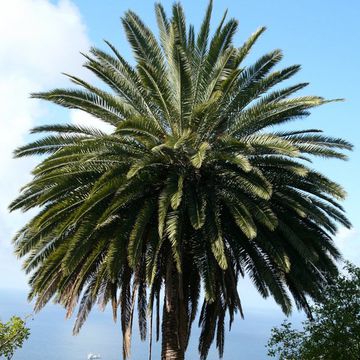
[1,290,304,359]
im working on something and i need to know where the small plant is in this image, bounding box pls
[267,263,360,360]
[0,315,31,360]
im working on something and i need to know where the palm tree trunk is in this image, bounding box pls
[161,260,187,360]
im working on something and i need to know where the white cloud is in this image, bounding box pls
[334,227,360,266]
[0,0,90,289]
[70,110,114,134]
[0,0,89,83]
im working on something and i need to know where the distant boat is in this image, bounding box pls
[87,354,101,359]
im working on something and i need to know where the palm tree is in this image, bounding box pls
[10,2,351,359]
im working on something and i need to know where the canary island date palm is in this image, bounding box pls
[10,2,352,359]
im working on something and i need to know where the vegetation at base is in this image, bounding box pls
[0,316,31,360]
[267,262,360,360]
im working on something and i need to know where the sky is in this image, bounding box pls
[0,0,359,325]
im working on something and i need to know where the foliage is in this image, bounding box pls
[0,316,30,359]
[267,263,360,360]
[10,1,351,358]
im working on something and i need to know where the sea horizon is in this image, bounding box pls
[1,289,304,360]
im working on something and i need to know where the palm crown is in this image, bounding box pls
[10,1,352,359]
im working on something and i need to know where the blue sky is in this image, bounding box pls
[0,0,359,344]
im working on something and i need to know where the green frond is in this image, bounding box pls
[258,83,309,105]
[167,39,194,133]
[221,49,284,124]
[230,96,329,136]
[211,231,228,270]
[191,142,210,168]
[122,10,164,71]
[14,134,87,158]
[31,89,125,126]
[172,3,187,47]
[165,210,182,272]
[245,133,300,157]
[196,0,213,53]
[187,187,207,230]
[205,19,238,76]
[218,166,273,200]
[158,174,178,237]
[86,45,162,123]
[233,26,266,68]
[221,190,257,239]
[155,3,170,51]
[128,199,154,268]
[30,123,107,137]
[212,152,252,172]
[170,175,184,210]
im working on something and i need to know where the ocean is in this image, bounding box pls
[1,290,304,359]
